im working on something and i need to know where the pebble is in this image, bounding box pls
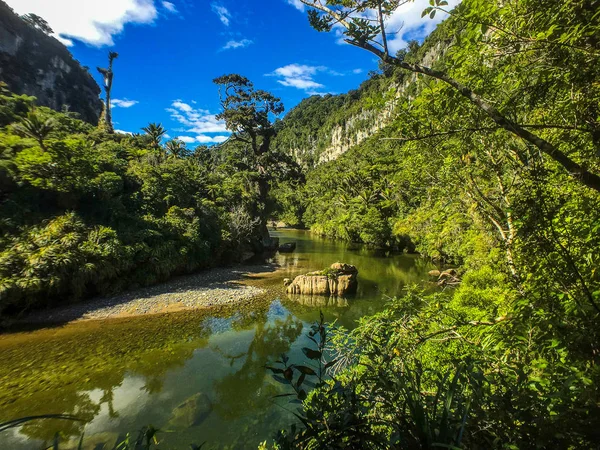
[21,264,275,324]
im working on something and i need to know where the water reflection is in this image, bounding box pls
[0,230,433,449]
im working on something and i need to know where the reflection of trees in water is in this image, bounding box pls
[212,314,303,420]
[0,309,243,443]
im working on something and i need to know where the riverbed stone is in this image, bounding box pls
[168,392,212,429]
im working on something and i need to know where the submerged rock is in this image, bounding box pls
[286,263,358,296]
[168,392,212,429]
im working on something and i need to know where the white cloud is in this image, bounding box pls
[211,3,231,26]
[6,0,158,47]
[196,135,228,144]
[353,68,364,74]
[268,64,328,92]
[167,100,230,134]
[162,1,177,13]
[286,0,304,11]
[112,98,139,108]
[115,129,133,135]
[222,39,253,50]
[177,135,228,145]
[385,0,461,52]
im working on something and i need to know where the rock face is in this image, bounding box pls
[286,263,358,296]
[0,1,102,124]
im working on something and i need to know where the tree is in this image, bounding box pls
[12,111,55,151]
[97,52,118,133]
[21,13,53,35]
[165,139,186,158]
[213,74,285,241]
[142,123,167,150]
[297,0,600,194]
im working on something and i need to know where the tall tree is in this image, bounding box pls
[12,111,54,152]
[97,52,118,133]
[142,123,167,150]
[297,0,600,194]
[165,139,186,158]
[213,74,285,242]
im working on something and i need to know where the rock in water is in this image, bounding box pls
[168,392,212,429]
[278,242,297,253]
[286,262,358,296]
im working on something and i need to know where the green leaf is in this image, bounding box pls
[294,365,317,375]
[302,347,322,360]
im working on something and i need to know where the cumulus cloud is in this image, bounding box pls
[115,129,133,135]
[385,0,461,52]
[177,135,228,145]
[161,1,177,13]
[268,64,327,91]
[222,39,253,50]
[196,135,228,144]
[167,100,229,135]
[353,68,364,74]
[286,0,305,11]
[112,98,139,108]
[6,0,158,47]
[211,3,231,26]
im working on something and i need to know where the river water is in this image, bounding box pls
[0,230,434,450]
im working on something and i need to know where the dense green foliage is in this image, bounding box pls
[264,0,600,447]
[0,86,276,316]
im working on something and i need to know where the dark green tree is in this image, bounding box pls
[142,123,167,150]
[213,74,285,242]
[12,111,55,151]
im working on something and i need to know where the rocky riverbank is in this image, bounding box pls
[18,263,278,325]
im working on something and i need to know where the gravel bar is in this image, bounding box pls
[21,263,277,324]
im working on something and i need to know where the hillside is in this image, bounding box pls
[0,0,102,124]
[274,23,452,169]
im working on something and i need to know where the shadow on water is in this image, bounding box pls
[0,230,434,449]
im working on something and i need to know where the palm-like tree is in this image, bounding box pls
[13,112,55,151]
[142,123,167,150]
[97,51,118,133]
[165,139,186,158]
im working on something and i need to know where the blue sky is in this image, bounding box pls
[7,0,457,145]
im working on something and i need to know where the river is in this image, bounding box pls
[0,229,434,450]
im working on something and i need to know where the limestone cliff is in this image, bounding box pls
[0,1,102,124]
[275,37,450,168]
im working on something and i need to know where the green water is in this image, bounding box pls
[0,230,434,450]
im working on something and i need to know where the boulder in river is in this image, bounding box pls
[167,392,212,429]
[278,242,297,253]
[286,263,358,296]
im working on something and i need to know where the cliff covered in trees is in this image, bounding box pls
[274,33,450,168]
[0,0,102,124]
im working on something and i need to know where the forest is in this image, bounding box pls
[1,0,599,448]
